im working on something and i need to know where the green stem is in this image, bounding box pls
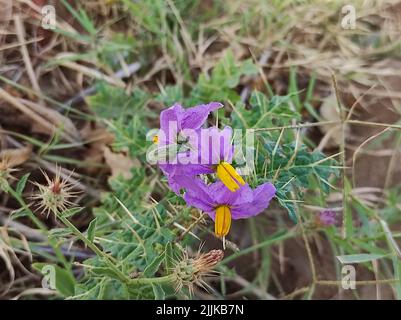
[7,182,176,289]
[9,188,47,231]
[8,188,70,269]
[57,213,130,283]
[129,274,176,286]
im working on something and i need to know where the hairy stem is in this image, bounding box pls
[8,188,70,269]
[56,212,131,283]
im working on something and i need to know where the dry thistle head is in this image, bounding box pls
[0,157,16,191]
[31,167,80,217]
[173,249,224,294]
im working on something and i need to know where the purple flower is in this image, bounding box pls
[165,126,245,192]
[155,102,246,193]
[317,210,336,226]
[198,126,245,192]
[155,102,223,192]
[157,102,223,146]
[177,176,276,237]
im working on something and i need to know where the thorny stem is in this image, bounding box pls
[128,274,176,286]
[9,188,177,288]
[56,211,131,283]
[7,187,70,269]
[58,211,179,288]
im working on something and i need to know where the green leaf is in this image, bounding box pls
[275,194,297,223]
[164,242,176,273]
[152,284,166,300]
[9,208,29,220]
[336,254,387,264]
[156,85,184,107]
[190,49,257,104]
[32,263,76,297]
[87,83,149,119]
[343,178,354,238]
[143,253,165,277]
[61,0,96,35]
[86,218,97,243]
[16,173,30,195]
[288,66,302,111]
[62,207,83,218]
[392,256,401,299]
[89,266,123,280]
[259,136,338,222]
[230,91,301,130]
[49,228,73,238]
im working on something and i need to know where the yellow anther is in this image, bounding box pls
[215,205,232,237]
[216,161,245,192]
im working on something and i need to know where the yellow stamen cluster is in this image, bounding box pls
[216,161,245,192]
[214,205,232,238]
[212,162,245,239]
[153,135,159,144]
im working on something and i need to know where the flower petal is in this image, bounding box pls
[231,182,276,219]
[184,193,215,213]
[199,126,233,165]
[159,103,183,144]
[175,163,214,176]
[208,181,252,206]
[166,174,183,195]
[180,102,223,130]
[218,127,233,162]
[180,177,215,212]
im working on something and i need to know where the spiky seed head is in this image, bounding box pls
[0,157,16,191]
[173,249,224,294]
[30,167,80,217]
